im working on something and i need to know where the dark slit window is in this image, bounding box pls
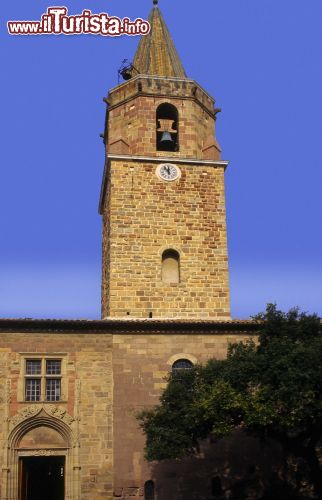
[212,476,222,497]
[144,480,155,500]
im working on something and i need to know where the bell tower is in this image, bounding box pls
[99,1,230,320]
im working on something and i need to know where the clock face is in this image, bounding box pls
[157,163,180,181]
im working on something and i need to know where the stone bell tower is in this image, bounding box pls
[99,1,230,320]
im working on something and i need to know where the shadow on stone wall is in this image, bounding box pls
[150,431,315,500]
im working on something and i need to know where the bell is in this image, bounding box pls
[120,68,132,81]
[160,131,173,144]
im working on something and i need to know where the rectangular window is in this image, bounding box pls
[24,358,62,402]
[26,360,41,375]
[25,378,41,401]
[46,360,61,375]
[46,378,61,401]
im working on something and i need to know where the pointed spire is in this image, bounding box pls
[133,3,187,78]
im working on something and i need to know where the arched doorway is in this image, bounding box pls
[18,425,66,500]
[19,455,65,500]
[2,405,80,500]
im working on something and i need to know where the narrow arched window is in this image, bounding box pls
[172,359,193,373]
[156,103,179,152]
[144,480,155,500]
[162,249,180,284]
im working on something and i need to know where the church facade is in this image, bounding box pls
[0,3,258,499]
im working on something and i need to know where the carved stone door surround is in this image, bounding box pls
[1,404,80,500]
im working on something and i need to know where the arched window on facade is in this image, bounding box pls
[156,103,179,152]
[144,480,155,500]
[172,358,194,373]
[162,249,180,284]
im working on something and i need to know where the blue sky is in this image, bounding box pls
[1,0,321,319]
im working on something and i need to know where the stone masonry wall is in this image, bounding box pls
[101,76,228,319]
[112,331,252,500]
[102,160,230,319]
[106,77,220,161]
[0,332,113,500]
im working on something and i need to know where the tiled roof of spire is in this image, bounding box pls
[133,4,187,78]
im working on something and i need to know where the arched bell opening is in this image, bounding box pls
[156,103,179,152]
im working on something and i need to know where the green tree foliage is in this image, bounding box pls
[138,305,322,496]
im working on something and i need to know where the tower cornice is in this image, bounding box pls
[105,155,228,167]
[108,75,216,107]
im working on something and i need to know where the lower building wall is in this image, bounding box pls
[112,332,253,500]
[0,332,113,500]
[0,328,270,500]
[148,432,284,500]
